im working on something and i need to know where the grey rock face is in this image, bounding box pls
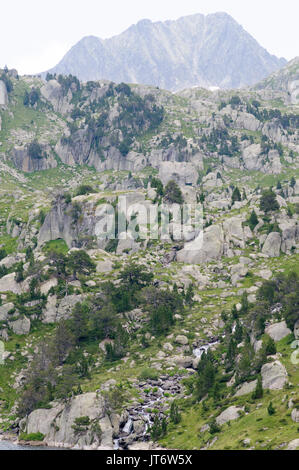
[24,392,115,449]
[9,316,31,335]
[265,321,291,342]
[262,232,281,257]
[44,13,285,91]
[216,406,243,425]
[0,80,8,106]
[261,360,288,390]
[177,225,224,264]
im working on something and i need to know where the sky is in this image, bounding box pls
[1,0,298,75]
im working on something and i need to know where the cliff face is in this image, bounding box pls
[0,80,8,106]
[44,13,286,91]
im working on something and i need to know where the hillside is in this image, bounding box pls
[0,66,298,451]
[43,12,286,90]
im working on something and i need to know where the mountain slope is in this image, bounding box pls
[254,57,299,104]
[44,12,286,90]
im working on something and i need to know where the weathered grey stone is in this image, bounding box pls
[261,360,288,390]
[9,316,30,335]
[234,380,257,397]
[0,302,14,321]
[175,335,189,345]
[265,321,292,342]
[262,232,281,257]
[216,406,243,425]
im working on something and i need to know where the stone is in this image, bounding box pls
[177,225,224,264]
[287,439,299,450]
[175,335,188,345]
[0,302,14,321]
[0,273,23,294]
[96,260,113,273]
[24,392,114,449]
[259,269,273,280]
[9,316,31,335]
[234,380,257,397]
[261,360,288,390]
[40,278,58,295]
[216,406,243,426]
[163,343,174,352]
[291,409,299,423]
[265,321,291,342]
[262,232,281,257]
[0,80,8,106]
[294,320,299,340]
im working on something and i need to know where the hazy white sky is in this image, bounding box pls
[1,0,298,74]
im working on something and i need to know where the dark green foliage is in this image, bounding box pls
[24,88,40,107]
[150,416,168,440]
[260,189,279,213]
[0,249,7,262]
[75,184,95,196]
[195,351,217,401]
[267,402,276,416]
[209,419,221,434]
[264,336,276,356]
[150,177,164,196]
[0,73,13,92]
[232,187,241,204]
[164,180,184,204]
[28,140,44,159]
[247,210,259,231]
[67,250,96,278]
[252,375,263,400]
[170,401,181,424]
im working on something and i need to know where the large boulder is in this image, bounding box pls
[158,161,198,186]
[177,225,224,264]
[291,409,299,423]
[0,273,23,294]
[216,406,243,426]
[261,360,288,390]
[234,380,257,397]
[0,303,14,322]
[265,321,292,342]
[9,316,31,335]
[294,320,299,340]
[242,144,262,171]
[0,80,8,106]
[24,392,114,449]
[262,232,281,257]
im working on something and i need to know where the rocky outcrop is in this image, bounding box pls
[9,316,31,335]
[177,225,224,264]
[42,294,84,323]
[265,321,291,342]
[22,392,115,449]
[158,161,198,186]
[45,13,285,90]
[40,80,73,115]
[0,80,8,106]
[216,406,243,425]
[262,232,281,257]
[11,146,57,173]
[261,360,288,390]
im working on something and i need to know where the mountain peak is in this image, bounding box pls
[44,13,286,90]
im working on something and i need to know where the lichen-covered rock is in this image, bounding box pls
[265,321,291,342]
[261,360,288,390]
[177,225,224,264]
[216,406,243,425]
[24,392,115,449]
[262,232,281,257]
[9,316,31,335]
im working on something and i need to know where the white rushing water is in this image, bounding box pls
[193,341,219,359]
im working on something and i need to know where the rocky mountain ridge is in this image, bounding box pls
[44,12,286,90]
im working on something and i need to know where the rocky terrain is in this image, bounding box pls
[0,59,298,451]
[44,12,286,90]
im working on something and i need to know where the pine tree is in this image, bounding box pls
[232,187,241,204]
[252,375,263,400]
[267,402,275,415]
